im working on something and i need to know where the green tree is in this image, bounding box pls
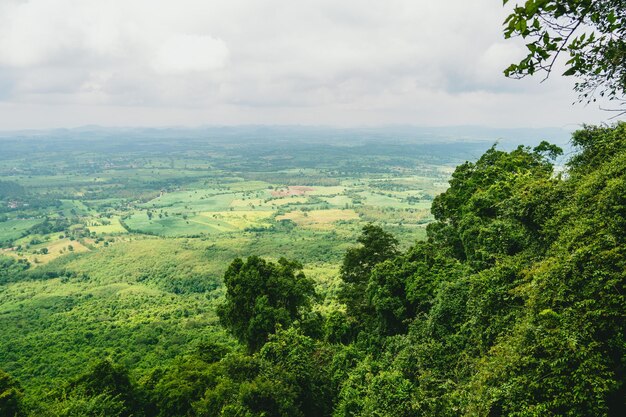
[338,224,398,326]
[142,357,220,417]
[0,256,30,285]
[503,0,626,104]
[0,369,23,417]
[366,242,468,337]
[192,353,302,417]
[217,257,316,352]
[63,360,140,417]
[260,327,334,417]
[429,144,559,269]
[43,393,126,417]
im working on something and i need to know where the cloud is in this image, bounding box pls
[0,0,610,128]
[152,34,229,74]
[0,0,124,67]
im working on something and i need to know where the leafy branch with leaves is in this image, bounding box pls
[503,0,626,107]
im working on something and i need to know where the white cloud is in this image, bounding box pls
[152,34,229,74]
[0,0,611,128]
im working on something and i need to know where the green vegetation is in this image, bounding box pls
[0,1,622,415]
[0,130,485,413]
[337,224,399,330]
[1,122,624,416]
[503,0,625,104]
[218,257,316,352]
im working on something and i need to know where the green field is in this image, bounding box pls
[0,219,42,242]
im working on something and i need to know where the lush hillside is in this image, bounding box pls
[1,123,624,417]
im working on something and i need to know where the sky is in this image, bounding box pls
[0,0,614,129]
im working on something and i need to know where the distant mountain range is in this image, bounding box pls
[0,125,573,150]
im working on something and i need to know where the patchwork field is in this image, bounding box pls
[276,209,360,230]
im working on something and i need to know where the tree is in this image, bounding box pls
[503,0,626,105]
[64,360,140,417]
[428,145,556,272]
[260,327,334,417]
[0,369,23,417]
[338,224,398,325]
[0,256,30,285]
[43,393,127,417]
[217,257,316,352]
[191,352,303,417]
[366,242,468,337]
[143,357,219,417]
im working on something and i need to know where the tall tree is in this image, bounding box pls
[218,257,316,352]
[338,224,398,326]
[0,370,23,417]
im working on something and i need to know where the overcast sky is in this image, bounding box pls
[0,0,614,129]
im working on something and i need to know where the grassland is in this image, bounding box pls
[0,219,42,242]
[276,209,360,230]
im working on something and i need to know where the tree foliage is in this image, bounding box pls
[327,125,624,417]
[0,369,23,417]
[0,256,30,285]
[503,0,626,103]
[217,256,316,352]
[338,224,398,329]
